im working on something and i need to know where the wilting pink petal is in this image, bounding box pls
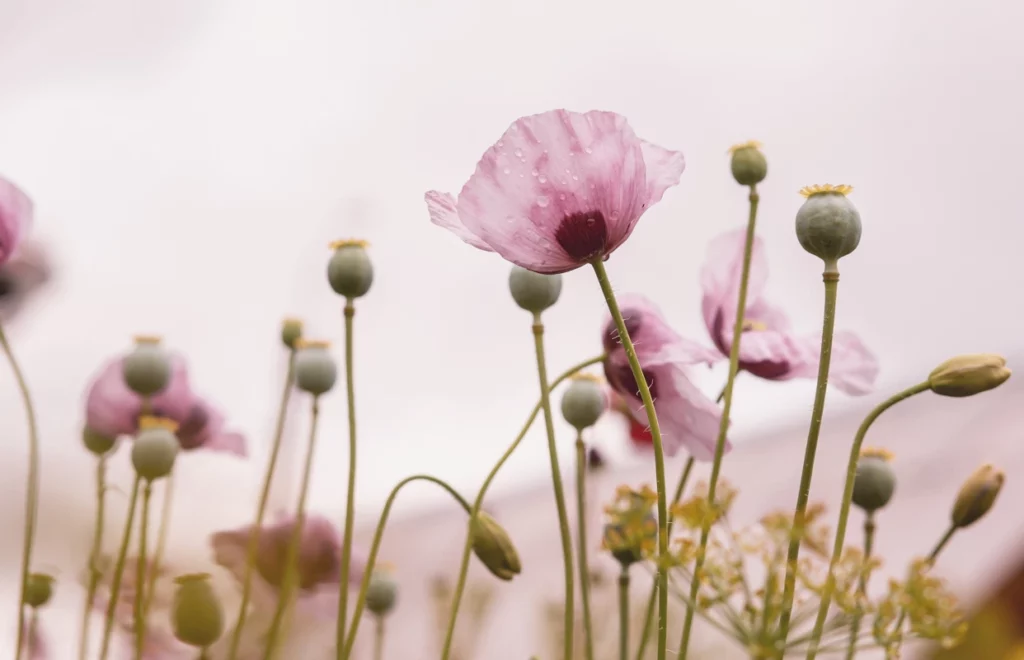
[425,109,685,274]
[176,399,247,457]
[0,176,31,266]
[84,354,193,438]
[700,229,879,395]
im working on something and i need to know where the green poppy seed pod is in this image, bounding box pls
[83,426,117,456]
[470,512,522,581]
[603,522,644,568]
[365,567,399,616]
[23,573,55,608]
[560,374,607,431]
[795,185,862,268]
[281,317,304,350]
[508,266,562,314]
[729,141,767,186]
[171,573,224,648]
[929,354,1011,398]
[852,447,897,513]
[327,239,373,299]
[294,340,337,395]
[122,335,172,397]
[952,464,1005,529]
[131,417,180,481]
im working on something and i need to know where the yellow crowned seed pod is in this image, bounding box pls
[795,185,861,267]
[23,572,55,608]
[470,512,522,581]
[952,464,1004,529]
[365,566,399,616]
[172,573,224,648]
[294,340,337,395]
[852,447,897,513]
[560,374,607,431]
[131,417,180,481]
[327,240,373,299]
[122,335,171,397]
[281,318,303,350]
[929,354,1011,397]
[509,266,562,314]
[729,141,767,186]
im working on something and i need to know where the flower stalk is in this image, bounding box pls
[337,300,359,656]
[98,476,142,660]
[80,456,109,660]
[134,480,154,658]
[575,433,596,660]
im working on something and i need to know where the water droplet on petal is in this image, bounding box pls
[589,183,596,189]
[559,194,566,201]
[572,174,579,181]
[586,217,596,225]
[585,147,593,154]
[531,169,539,177]
[514,148,523,157]
[536,196,550,208]
[538,175,548,183]
[560,179,567,186]
[497,140,505,147]
[519,173,525,178]
[565,168,572,174]
[503,168,511,175]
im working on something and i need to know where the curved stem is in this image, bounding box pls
[844,513,875,660]
[342,474,470,659]
[373,615,385,660]
[803,381,930,658]
[619,567,631,660]
[80,456,109,660]
[0,324,41,660]
[263,397,322,660]
[134,481,154,659]
[678,185,760,659]
[774,271,840,646]
[225,350,296,660]
[575,433,595,660]
[439,353,605,660]
[98,476,142,660]
[143,473,174,620]
[337,300,358,658]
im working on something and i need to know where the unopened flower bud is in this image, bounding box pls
[122,336,171,397]
[294,340,337,395]
[603,521,648,568]
[83,427,117,456]
[795,185,861,267]
[729,141,767,186]
[281,318,303,350]
[928,354,1011,398]
[365,565,399,616]
[560,375,607,431]
[172,573,224,648]
[852,447,896,513]
[131,417,180,481]
[508,266,562,314]
[327,240,373,299]
[952,464,1004,529]
[471,511,522,581]
[23,573,55,608]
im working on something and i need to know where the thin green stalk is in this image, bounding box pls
[844,514,876,660]
[342,474,470,659]
[803,381,930,658]
[678,185,760,659]
[134,481,154,659]
[142,473,174,619]
[337,301,358,658]
[592,258,671,660]
[226,350,296,660]
[373,615,385,660]
[0,324,41,660]
[619,567,631,660]
[439,354,604,660]
[80,456,109,660]
[575,433,595,660]
[98,476,142,660]
[263,397,322,660]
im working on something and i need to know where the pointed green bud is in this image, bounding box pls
[23,572,55,608]
[508,266,562,314]
[471,511,522,581]
[795,185,861,268]
[172,573,224,648]
[729,141,767,186]
[131,417,180,481]
[327,239,373,299]
[294,340,338,395]
[122,335,171,397]
[560,374,607,431]
[852,447,897,513]
[365,565,399,616]
[952,464,1004,529]
[929,354,1011,397]
[281,317,303,350]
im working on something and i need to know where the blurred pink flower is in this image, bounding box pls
[0,239,52,326]
[22,617,47,660]
[425,109,685,274]
[602,294,728,461]
[0,175,31,266]
[701,229,879,395]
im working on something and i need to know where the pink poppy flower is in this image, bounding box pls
[0,239,51,326]
[0,175,31,266]
[602,294,729,461]
[425,109,685,274]
[700,229,879,395]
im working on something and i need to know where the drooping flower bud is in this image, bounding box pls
[795,185,861,268]
[82,426,117,456]
[928,354,1011,398]
[852,447,897,513]
[951,464,1004,529]
[171,573,224,649]
[327,239,373,299]
[728,141,767,186]
[281,317,304,350]
[560,374,607,431]
[294,340,337,395]
[131,417,180,481]
[122,335,172,397]
[365,565,399,616]
[23,572,55,608]
[508,266,562,314]
[470,512,522,581]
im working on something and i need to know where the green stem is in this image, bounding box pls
[439,354,604,660]
[337,300,358,658]
[80,456,109,660]
[575,434,595,660]
[0,324,41,660]
[592,258,670,660]
[263,397,322,660]
[803,381,930,659]
[373,615,385,660]
[843,513,875,660]
[134,480,154,659]
[143,472,174,620]
[342,474,470,659]
[98,475,142,660]
[678,185,760,660]
[226,350,296,660]
[774,270,840,647]
[889,526,957,642]
[619,567,631,660]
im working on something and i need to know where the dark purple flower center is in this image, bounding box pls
[605,360,659,402]
[176,404,210,450]
[555,210,608,262]
[602,307,644,353]
[711,310,791,380]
